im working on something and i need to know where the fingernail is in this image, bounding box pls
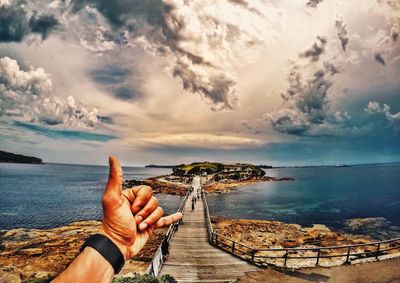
[139,222,148,230]
[136,215,143,223]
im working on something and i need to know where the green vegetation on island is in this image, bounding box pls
[172,162,265,178]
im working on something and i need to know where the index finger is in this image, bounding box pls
[154,212,183,229]
[131,185,153,214]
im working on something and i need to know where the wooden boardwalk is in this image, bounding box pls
[159,177,258,283]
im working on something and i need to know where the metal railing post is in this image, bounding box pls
[375,243,381,259]
[284,250,289,266]
[345,246,351,263]
[316,249,321,266]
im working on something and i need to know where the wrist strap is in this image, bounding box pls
[81,234,125,274]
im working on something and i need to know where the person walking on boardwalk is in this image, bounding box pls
[191,197,195,211]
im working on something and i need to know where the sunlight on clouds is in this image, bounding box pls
[131,133,264,150]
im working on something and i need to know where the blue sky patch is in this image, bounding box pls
[14,121,116,142]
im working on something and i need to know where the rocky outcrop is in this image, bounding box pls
[204,176,294,194]
[211,217,400,267]
[123,177,189,196]
[172,162,266,180]
[0,221,166,281]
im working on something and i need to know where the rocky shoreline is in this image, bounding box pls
[211,217,400,267]
[1,216,399,281]
[0,221,166,282]
[203,176,294,194]
[124,175,294,196]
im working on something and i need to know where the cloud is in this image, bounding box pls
[0,56,100,128]
[29,11,59,40]
[135,133,263,149]
[0,1,59,42]
[14,121,116,141]
[267,109,310,135]
[300,36,327,61]
[391,26,399,41]
[306,0,324,8]
[71,0,279,110]
[0,1,30,42]
[365,101,400,123]
[374,53,386,66]
[90,64,138,100]
[267,63,339,135]
[335,17,349,52]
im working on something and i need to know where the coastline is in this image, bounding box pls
[203,176,294,194]
[124,175,294,196]
[211,217,400,268]
[2,216,399,280]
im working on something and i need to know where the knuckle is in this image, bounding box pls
[102,195,111,205]
[142,185,153,194]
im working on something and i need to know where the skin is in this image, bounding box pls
[53,156,183,283]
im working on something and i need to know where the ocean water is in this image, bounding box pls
[1,163,400,237]
[207,164,400,237]
[0,163,182,229]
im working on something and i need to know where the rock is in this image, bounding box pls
[20,248,43,256]
[0,269,21,283]
[0,221,167,280]
[345,217,391,230]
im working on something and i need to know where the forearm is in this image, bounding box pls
[52,247,115,283]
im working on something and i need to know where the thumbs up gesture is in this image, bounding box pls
[101,156,183,260]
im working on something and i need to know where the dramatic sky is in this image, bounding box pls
[0,0,399,166]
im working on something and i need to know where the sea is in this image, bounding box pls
[1,163,400,238]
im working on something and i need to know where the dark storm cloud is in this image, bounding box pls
[300,36,327,61]
[306,0,325,8]
[71,0,165,28]
[29,12,59,40]
[269,67,335,135]
[0,3,59,42]
[374,53,386,66]
[0,3,29,42]
[335,18,349,52]
[71,0,268,110]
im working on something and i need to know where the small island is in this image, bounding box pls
[0,150,43,164]
[125,162,294,195]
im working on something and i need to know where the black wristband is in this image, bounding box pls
[80,234,125,274]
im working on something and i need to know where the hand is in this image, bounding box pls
[100,156,183,260]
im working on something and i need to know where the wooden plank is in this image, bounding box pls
[159,176,258,282]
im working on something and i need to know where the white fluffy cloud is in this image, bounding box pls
[0,57,99,128]
[365,101,400,123]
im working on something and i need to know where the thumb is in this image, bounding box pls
[104,156,123,201]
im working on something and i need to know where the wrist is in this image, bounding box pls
[99,227,130,260]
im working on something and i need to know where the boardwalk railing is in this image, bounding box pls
[146,187,191,276]
[202,191,400,268]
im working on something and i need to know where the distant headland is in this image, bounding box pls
[0,150,43,164]
[145,164,176,168]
